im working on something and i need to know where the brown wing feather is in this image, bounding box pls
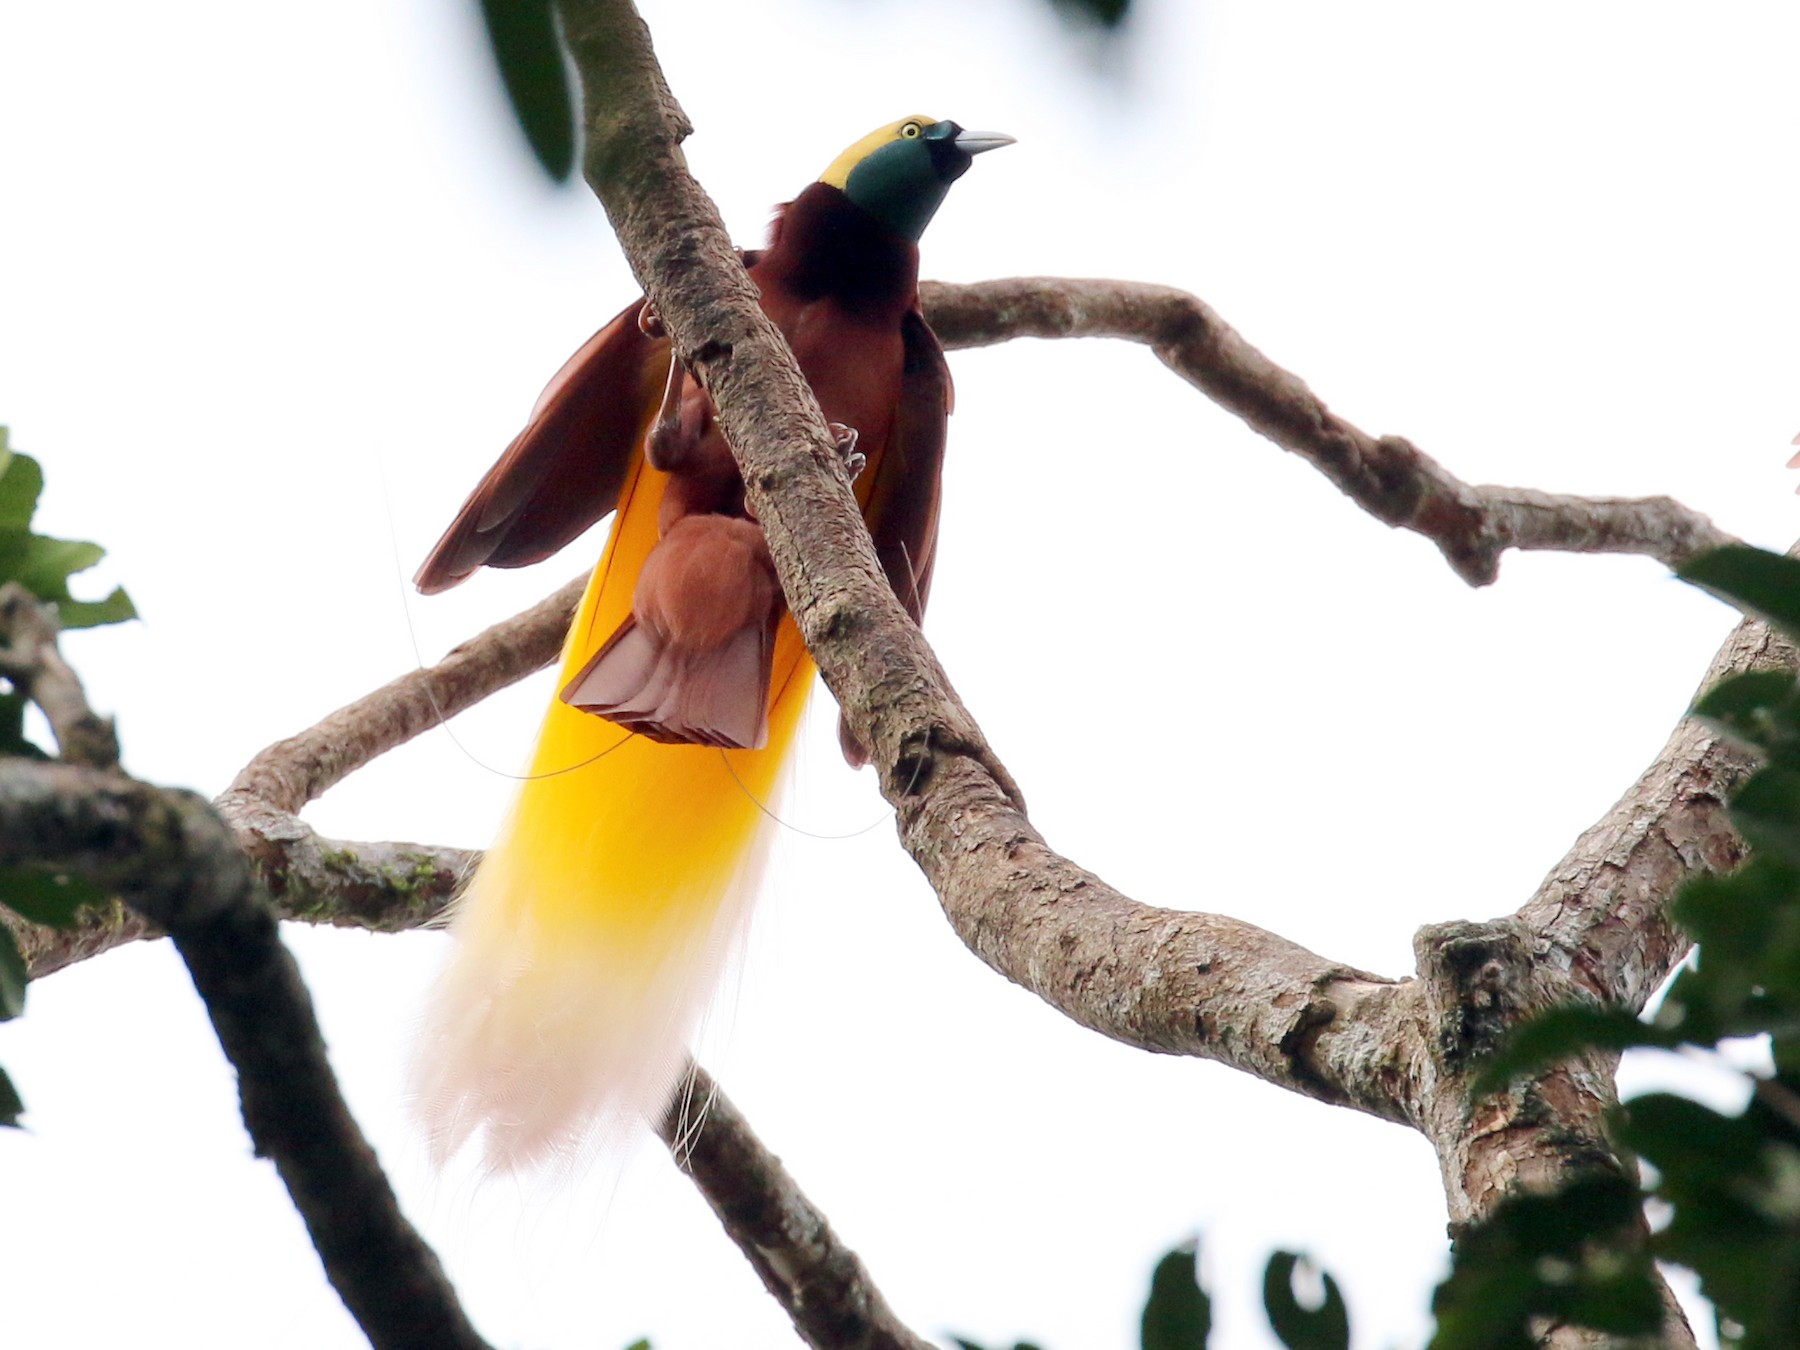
[414,298,667,594]
[862,309,951,626]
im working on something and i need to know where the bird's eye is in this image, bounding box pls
[900,122,922,139]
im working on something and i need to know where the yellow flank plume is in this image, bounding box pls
[410,449,813,1172]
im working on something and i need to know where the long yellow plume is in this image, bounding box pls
[410,448,813,1171]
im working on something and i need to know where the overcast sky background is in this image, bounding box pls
[2,2,1798,1347]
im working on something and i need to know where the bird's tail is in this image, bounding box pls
[409,450,813,1172]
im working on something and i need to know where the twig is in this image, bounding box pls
[0,760,491,1350]
[659,1065,936,1350]
[0,581,119,768]
[921,278,1735,585]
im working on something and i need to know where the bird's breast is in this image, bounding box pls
[768,296,907,461]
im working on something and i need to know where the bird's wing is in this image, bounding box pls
[862,308,952,625]
[415,297,668,594]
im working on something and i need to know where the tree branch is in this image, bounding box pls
[660,1066,937,1350]
[1519,615,1791,1008]
[0,759,490,1350]
[195,487,929,1348]
[219,573,583,816]
[920,278,1735,586]
[542,15,1727,1346]
[21,577,573,977]
[19,17,1745,1338]
[0,581,119,768]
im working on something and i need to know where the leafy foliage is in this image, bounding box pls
[0,432,133,1126]
[476,0,575,184]
[0,907,26,1128]
[1680,546,1800,645]
[1428,1173,1661,1350]
[1616,1091,1800,1341]
[0,869,105,931]
[1141,1243,1209,1350]
[0,1064,21,1129]
[1050,0,1134,30]
[1450,543,1800,1349]
[1263,1252,1348,1350]
[0,429,135,632]
[0,923,25,1021]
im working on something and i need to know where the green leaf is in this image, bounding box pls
[1263,1252,1349,1350]
[0,921,26,1021]
[0,689,48,760]
[1617,1092,1800,1342]
[1679,546,1800,646]
[0,450,44,533]
[0,443,135,629]
[1473,1004,1678,1096]
[12,534,103,592]
[57,584,135,630]
[1142,1243,1210,1350]
[1694,670,1800,756]
[1051,0,1133,29]
[0,1063,22,1127]
[1673,860,1800,954]
[1730,766,1800,869]
[0,868,104,929]
[1429,1173,1661,1350]
[478,0,576,183]
[619,1341,651,1350]
[1657,861,1800,1047]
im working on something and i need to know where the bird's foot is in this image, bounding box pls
[828,422,865,482]
[647,347,701,470]
[637,301,668,340]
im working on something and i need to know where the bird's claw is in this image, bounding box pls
[637,301,668,340]
[828,422,865,482]
[646,344,697,470]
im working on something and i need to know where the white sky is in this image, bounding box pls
[2,1,1797,1347]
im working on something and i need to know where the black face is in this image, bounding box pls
[922,119,976,185]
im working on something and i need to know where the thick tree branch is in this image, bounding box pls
[1518,615,1792,1008]
[0,759,490,1350]
[554,0,1596,1146]
[660,1066,937,1350]
[921,278,1735,586]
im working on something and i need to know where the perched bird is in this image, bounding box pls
[409,116,1011,1169]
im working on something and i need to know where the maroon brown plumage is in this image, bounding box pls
[417,120,1009,757]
